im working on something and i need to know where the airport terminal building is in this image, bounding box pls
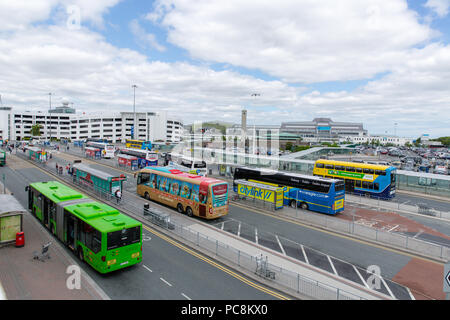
[280,118,367,143]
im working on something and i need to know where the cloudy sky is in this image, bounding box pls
[0,0,449,138]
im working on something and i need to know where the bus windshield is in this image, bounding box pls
[335,181,345,192]
[107,226,141,250]
[211,183,228,207]
[213,183,227,195]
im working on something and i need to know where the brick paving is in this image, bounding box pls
[0,202,108,300]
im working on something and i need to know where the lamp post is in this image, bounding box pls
[132,85,137,140]
[48,93,53,142]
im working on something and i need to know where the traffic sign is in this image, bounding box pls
[444,263,450,293]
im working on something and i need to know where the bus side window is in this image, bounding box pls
[150,174,155,188]
[170,179,180,196]
[316,163,324,169]
[140,173,150,185]
[355,180,362,188]
[374,183,379,190]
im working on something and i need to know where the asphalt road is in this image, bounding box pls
[52,151,446,275]
[0,158,283,300]
[34,148,449,298]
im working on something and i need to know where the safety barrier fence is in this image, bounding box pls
[231,191,450,261]
[29,147,450,261]
[15,150,368,300]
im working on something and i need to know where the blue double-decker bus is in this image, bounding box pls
[233,167,345,215]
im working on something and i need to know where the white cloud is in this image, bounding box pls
[0,0,449,137]
[0,0,123,31]
[148,0,434,83]
[424,0,450,17]
[129,19,166,52]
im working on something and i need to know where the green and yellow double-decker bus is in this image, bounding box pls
[26,181,142,273]
[0,149,5,166]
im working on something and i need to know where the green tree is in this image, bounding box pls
[30,124,42,137]
[285,142,293,151]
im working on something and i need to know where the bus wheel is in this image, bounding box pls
[290,200,297,208]
[300,202,308,210]
[144,192,150,200]
[186,207,193,217]
[177,203,184,214]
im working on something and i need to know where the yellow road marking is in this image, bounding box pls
[23,157,289,300]
[144,225,290,300]
[230,202,445,266]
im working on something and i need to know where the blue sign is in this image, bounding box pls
[317,126,330,131]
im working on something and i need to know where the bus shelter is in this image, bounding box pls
[72,163,127,197]
[0,149,5,166]
[28,146,48,163]
[73,140,84,148]
[234,179,284,210]
[85,147,101,159]
[118,154,139,171]
[0,194,26,244]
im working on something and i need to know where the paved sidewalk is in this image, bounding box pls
[0,184,109,300]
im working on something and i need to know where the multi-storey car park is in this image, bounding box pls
[0,104,183,143]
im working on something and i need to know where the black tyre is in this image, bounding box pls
[177,203,184,213]
[186,207,193,217]
[300,202,308,210]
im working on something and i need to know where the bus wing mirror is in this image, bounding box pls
[25,186,29,192]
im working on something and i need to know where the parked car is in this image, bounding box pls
[403,161,415,171]
[434,165,448,175]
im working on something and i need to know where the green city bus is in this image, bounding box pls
[26,181,142,273]
[0,149,5,166]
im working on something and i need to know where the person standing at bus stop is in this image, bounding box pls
[115,189,122,204]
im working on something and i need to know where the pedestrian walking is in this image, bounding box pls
[115,189,122,204]
[59,166,63,175]
[56,163,59,173]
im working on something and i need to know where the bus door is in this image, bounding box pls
[344,179,354,193]
[43,198,50,228]
[65,213,76,251]
[199,182,209,217]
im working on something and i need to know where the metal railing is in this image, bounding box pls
[231,193,450,261]
[16,150,368,300]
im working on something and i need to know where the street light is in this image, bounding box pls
[132,85,138,140]
[48,93,53,142]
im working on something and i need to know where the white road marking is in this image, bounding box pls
[160,277,172,287]
[300,245,309,264]
[275,235,286,255]
[327,255,338,275]
[181,293,192,300]
[353,266,370,289]
[388,225,399,232]
[0,282,7,300]
[142,265,153,273]
[380,276,396,299]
